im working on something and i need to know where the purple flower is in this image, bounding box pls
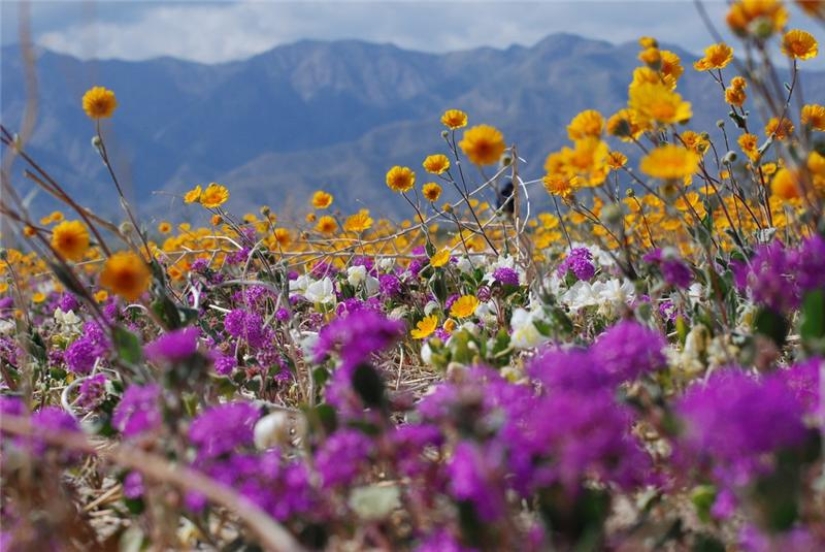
[416,529,478,552]
[57,293,80,313]
[315,429,374,488]
[591,320,666,383]
[447,441,507,522]
[528,348,611,393]
[557,248,595,281]
[144,327,199,362]
[314,309,404,368]
[213,353,236,376]
[189,402,260,460]
[675,370,808,487]
[492,267,519,287]
[113,384,162,438]
[123,471,145,499]
[224,309,269,349]
[379,274,402,298]
[76,373,108,411]
[29,407,81,456]
[64,338,99,375]
[774,357,822,415]
[733,241,798,312]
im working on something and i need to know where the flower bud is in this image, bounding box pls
[91,135,102,148]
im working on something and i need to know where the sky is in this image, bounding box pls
[1,0,823,69]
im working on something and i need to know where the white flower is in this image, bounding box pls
[304,277,336,304]
[562,280,600,311]
[420,342,433,364]
[594,278,636,316]
[347,265,367,287]
[289,274,310,293]
[509,308,549,350]
[455,256,474,274]
[0,319,15,336]
[349,485,401,521]
[378,258,395,272]
[365,275,380,295]
[254,411,291,450]
[54,308,82,338]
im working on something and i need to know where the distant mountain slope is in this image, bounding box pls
[2,35,822,221]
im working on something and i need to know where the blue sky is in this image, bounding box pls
[1,1,822,69]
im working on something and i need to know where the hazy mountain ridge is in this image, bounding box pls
[2,36,822,220]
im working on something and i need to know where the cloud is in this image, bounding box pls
[6,0,823,70]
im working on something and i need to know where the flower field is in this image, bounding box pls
[2,1,825,550]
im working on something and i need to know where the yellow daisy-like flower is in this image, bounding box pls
[725,83,747,106]
[680,130,710,154]
[771,168,801,200]
[441,109,468,129]
[411,315,439,340]
[796,0,825,18]
[430,249,451,268]
[809,151,825,191]
[386,166,416,193]
[542,174,575,200]
[272,228,291,248]
[316,215,338,234]
[157,221,172,234]
[422,182,442,202]
[638,47,662,68]
[82,86,118,119]
[694,43,734,71]
[606,151,628,170]
[727,0,788,37]
[606,108,645,141]
[344,210,374,233]
[567,110,604,141]
[423,154,450,175]
[94,290,109,303]
[51,220,90,262]
[738,133,761,162]
[781,29,818,60]
[32,292,47,304]
[659,50,684,82]
[639,36,658,49]
[23,225,37,238]
[459,125,506,166]
[450,295,480,318]
[443,318,457,334]
[312,191,334,209]
[801,104,825,130]
[629,82,692,126]
[99,251,152,302]
[305,212,317,223]
[40,211,64,225]
[765,117,794,140]
[640,144,700,180]
[200,183,229,208]
[184,185,202,204]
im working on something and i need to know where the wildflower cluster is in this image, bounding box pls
[1,3,825,550]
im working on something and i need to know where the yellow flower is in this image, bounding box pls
[32,292,47,304]
[441,109,468,129]
[629,82,692,126]
[82,86,118,119]
[200,183,229,208]
[411,315,438,340]
[23,225,37,238]
[771,168,801,200]
[158,221,172,234]
[727,0,788,37]
[459,125,506,165]
[422,182,443,202]
[809,151,825,191]
[659,50,684,83]
[725,84,747,106]
[386,166,416,193]
[640,144,700,180]
[639,36,658,49]
[606,151,628,170]
[184,185,202,203]
[312,191,334,209]
[638,47,662,68]
[781,29,818,60]
[450,295,479,318]
[796,0,825,19]
[430,249,451,268]
[738,133,761,162]
[210,214,222,226]
[680,130,710,154]
[51,220,90,261]
[423,154,450,175]
[542,174,574,199]
[40,211,64,225]
[305,212,317,224]
[316,215,338,234]
[694,43,734,70]
[606,108,645,140]
[765,117,794,140]
[344,210,374,233]
[567,110,604,140]
[99,251,152,302]
[272,228,291,248]
[801,104,825,130]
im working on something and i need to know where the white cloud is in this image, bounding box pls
[7,1,822,70]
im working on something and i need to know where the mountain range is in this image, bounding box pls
[2,34,823,224]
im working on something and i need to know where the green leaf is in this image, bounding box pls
[800,290,825,352]
[754,307,789,348]
[690,485,716,524]
[113,327,142,364]
[352,363,386,410]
